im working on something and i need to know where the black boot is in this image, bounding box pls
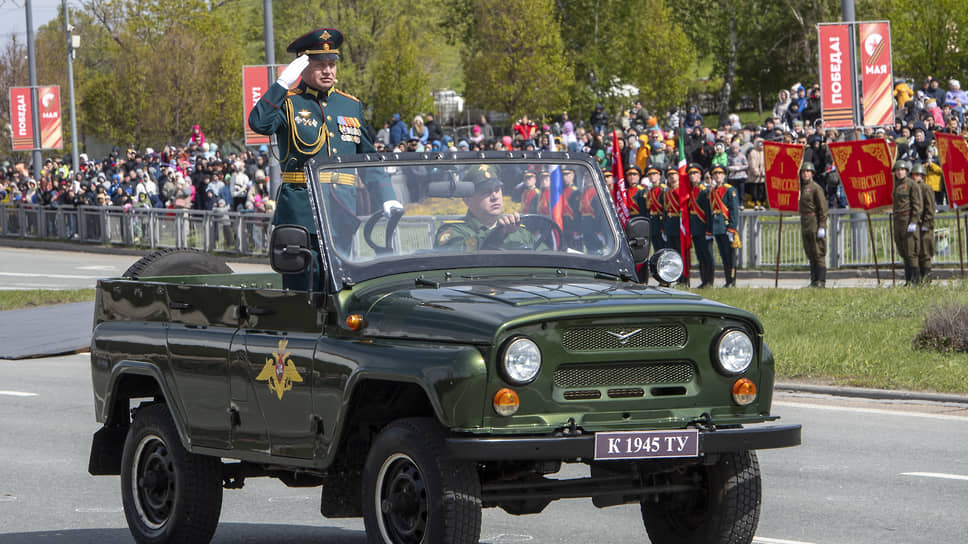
[816,266,826,288]
[807,264,817,288]
[903,264,913,286]
[910,265,920,286]
[920,266,931,284]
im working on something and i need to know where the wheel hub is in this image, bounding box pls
[380,457,428,543]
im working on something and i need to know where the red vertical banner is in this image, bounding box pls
[38,85,63,150]
[609,130,631,227]
[858,21,894,127]
[935,132,968,207]
[818,23,856,129]
[763,142,804,212]
[827,139,894,210]
[9,87,34,151]
[243,66,272,146]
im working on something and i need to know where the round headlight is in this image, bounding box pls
[501,337,541,385]
[649,248,683,284]
[715,329,754,375]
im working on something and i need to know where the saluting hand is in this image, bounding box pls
[277,55,310,89]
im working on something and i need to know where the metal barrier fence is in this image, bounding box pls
[1,203,966,268]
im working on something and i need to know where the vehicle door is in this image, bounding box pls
[237,288,322,459]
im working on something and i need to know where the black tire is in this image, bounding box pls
[120,403,223,544]
[362,418,481,544]
[123,248,233,279]
[641,451,761,544]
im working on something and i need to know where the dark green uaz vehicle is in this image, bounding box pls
[89,152,800,544]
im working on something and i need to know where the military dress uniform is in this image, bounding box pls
[891,161,923,285]
[687,165,714,287]
[798,162,828,287]
[912,163,935,282]
[660,183,682,257]
[248,27,397,288]
[709,165,740,287]
[644,178,666,251]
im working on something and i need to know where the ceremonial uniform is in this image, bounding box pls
[248,27,398,289]
[913,163,935,282]
[686,164,714,287]
[891,161,923,285]
[660,184,682,257]
[798,162,828,287]
[644,180,666,251]
[709,165,740,287]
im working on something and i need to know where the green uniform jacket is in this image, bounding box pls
[435,213,543,251]
[247,81,395,231]
[709,183,739,235]
[892,175,923,262]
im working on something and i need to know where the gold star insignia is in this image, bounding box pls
[298,110,311,118]
[320,30,331,40]
[255,339,303,400]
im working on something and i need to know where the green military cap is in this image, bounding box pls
[800,161,815,172]
[910,162,927,176]
[892,159,910,171]
[710,164,727,175]
[463,164,503,193]
[287,27,343,61]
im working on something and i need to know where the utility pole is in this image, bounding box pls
[64,0,80,173]
[25,0,42,179]
[263,0,280,199]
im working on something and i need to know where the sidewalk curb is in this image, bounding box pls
[776,382,968,405]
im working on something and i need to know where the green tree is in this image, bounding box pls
[0,38,29,160]
[462,0,571,120]
[369,19,434,128]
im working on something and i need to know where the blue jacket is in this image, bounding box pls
[390,119,408,146]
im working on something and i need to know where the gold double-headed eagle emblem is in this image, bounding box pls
[255,339,303,400]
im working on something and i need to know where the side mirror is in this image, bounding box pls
[269,225,311,274]
[624,216,652,266]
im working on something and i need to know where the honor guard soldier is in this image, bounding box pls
[911,163,935,282]
[519,171,540,214]
[892,160,923,285]
[248,27,402,289]
[798,161,828,287]
[625,166,644,215]
[709,164,740,287]
[687,164,714,287]
[660,170,682,257]
[643,169,668,250]
[434,166,543,251]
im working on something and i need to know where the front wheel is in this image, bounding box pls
[362,418,481,544]
[120,403,223,544]
[641,451,761,544]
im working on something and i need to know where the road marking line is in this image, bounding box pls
[754,538,819,544]
[0,390,38,397]
[902,472,968,481]
[774,401,968,422]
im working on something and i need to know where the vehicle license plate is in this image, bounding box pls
[593,429,699,460]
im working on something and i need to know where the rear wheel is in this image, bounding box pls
[120,403,223,544]
[123,248,233,279]
[641,451,761,544]
[362,418,481,544]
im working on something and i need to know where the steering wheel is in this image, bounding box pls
[362,207,404,255]
[481,214,563,251]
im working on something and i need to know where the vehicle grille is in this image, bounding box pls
[561,324,687,351]
[553,362,695,389]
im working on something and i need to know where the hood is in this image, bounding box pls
[354,276,757,343]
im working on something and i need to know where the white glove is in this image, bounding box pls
[276,55,310,89]
[907,223,917,233]
[817,228,826,239]
[705,234,713,241]
[921,226,930,232]
[661,232,668,242]
[727,231,735,243]
[383,199,404,218]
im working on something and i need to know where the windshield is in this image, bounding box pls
[309,154,629,285]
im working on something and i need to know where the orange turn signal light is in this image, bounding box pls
[345,313,364,331]
[732,378,757,406]
[493,388,520,416]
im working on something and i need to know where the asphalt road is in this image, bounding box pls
[1,354,966,544]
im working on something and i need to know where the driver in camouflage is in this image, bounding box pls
[435,165,545,251]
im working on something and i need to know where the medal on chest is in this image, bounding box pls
[337,116,362,143]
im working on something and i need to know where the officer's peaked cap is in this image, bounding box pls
[287,28,342,61]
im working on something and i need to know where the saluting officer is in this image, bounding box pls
[911,163,935,282]
[892,160,923,285]
[686,164,714,288]
[248,27,401,288]
[798,162,828,287]
[708,164,740,287]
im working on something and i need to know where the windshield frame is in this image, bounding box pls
[305,151,637,291]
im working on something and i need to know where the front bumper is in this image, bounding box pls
[446,423,801,461]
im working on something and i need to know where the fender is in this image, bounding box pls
[101,360,193,451]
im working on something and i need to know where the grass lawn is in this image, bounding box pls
[0,289,96,312]
[702,283,968,395]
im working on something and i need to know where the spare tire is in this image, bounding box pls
[123,248,233,279]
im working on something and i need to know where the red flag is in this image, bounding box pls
[676,127,691,280]
[936,132,968,207]
[763,141,804,212]
[827,138,893,210]
[610,131,632,227]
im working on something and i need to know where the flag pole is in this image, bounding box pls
[775,213,783,288]
[868,212,881,285]
[957,207,965,279]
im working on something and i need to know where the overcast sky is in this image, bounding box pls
[1,0,71,47]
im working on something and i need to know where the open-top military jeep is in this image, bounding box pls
[89,151,800,544]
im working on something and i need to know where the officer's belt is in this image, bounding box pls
[282,172,356,186]
[665,212,680,217]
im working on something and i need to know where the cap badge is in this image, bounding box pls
[320,30,331,40]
